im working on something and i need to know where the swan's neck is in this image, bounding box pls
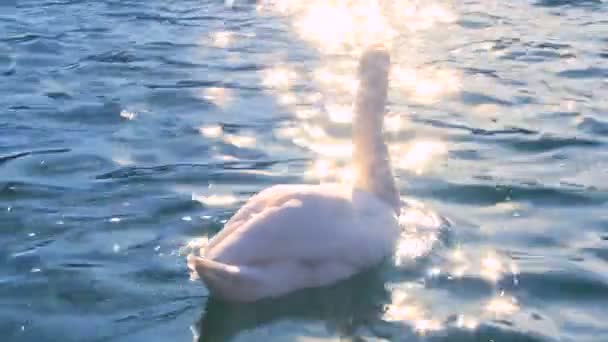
[353,49,400,213]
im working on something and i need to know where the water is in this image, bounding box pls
[1,0,608,341]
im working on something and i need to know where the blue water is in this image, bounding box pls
[2,0,608,341]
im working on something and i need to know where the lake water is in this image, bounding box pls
[2,0,608,341]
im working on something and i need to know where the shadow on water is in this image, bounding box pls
[194,268,389,341]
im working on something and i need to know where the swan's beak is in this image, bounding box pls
[187,254,201,281]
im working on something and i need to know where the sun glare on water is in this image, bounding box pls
[255,0,459,183]
[186,1,528,334]
[395,140,447,175]
[192,194,238,207]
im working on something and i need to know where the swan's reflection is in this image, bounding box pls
[193,268,389,341]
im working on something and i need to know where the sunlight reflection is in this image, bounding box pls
[415,319,442,335]
[211,31,233,48]
[203,87,231,107]
[486,296,519,315]
[198,124,223,139]
[306,140,353,158]
[396,140,447,174]
[254,0,460,177]
[451,247,465,261]
[448,247,471,278]
[384,304,423,321]
[384,289,423,321]
[384,287,443,335]
[213,154,238,162]
[282,121,350,156]
[392,66,461,104]
[302,123,327,139]
[451,265,468,278]
[456,315,479,330]
[337,165,356,184]
[428,267,441,277]
[112,154,134,166]
[397,3,457,31]
[314,68,359,97]
[384,114,404,133]
[224,134,257,148]
[292,0,394,53]
[274,125,300,139]
[192,194,238,207]
[278,93,298,106]
[120,110,136,120]
[312,159,332,179]
[262,66,297,90]
[326,104,353,123]
[394,204,443,265]
[481,252,504,282]
[294,108,318,120]
[395,237,434,264]
[307,159,356,185]
[260,0,457,46]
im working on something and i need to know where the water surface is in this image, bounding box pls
[2,0,608,341]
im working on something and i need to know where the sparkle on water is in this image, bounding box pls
[210,31,233,48]
[481,252,505,282]
[395,140,447,175]
[202,87,232,107]
[192,194,239,207]
[223,134,258,148]
[486,295,520,316]
[198,124,223,139]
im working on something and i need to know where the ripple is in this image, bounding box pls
[517,270,608,301]
[426,275,495,299]
[0,148,70,166]
[1,33,41,44]
[534,0,605,8]
[416,118,537,137]
[503,135,603,153]
[84,50,140,63]
[410,179,607,206]
[23,152,114,177]
[95,159,302,184]
[577,117,608,136]
[557,67,608,79]
[0,181,76,201]
[431,325,554,342]
[48,102,125,125]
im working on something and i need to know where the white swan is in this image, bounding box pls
[187,45,401,302]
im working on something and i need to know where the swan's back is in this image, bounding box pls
[188,184,399,301]
[205,184,397,267]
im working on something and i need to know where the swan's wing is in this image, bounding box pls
[205,187,393,268]
[204,185,309,253]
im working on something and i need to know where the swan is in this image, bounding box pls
[187,45,401,302]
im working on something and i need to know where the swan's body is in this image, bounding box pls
[188,46,400,302]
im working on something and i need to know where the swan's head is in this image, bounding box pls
[358,45,390,92]
[356,45,391,123]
